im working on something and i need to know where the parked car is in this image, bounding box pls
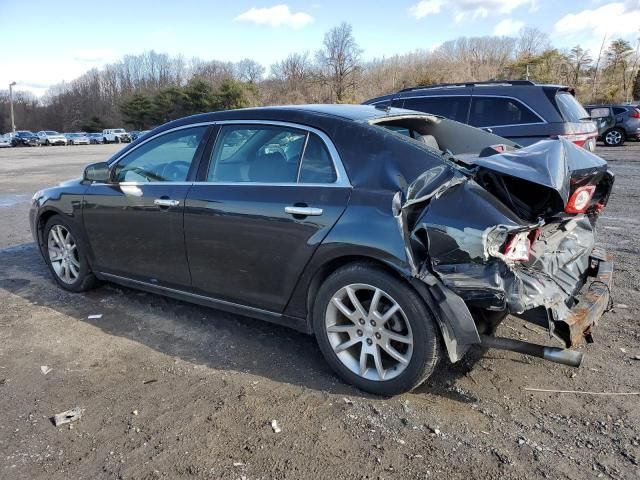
[128,130,141,141]
[66,132,91,145]
[102,128,131,144]
[87,133,104,144]
[30,105,614,395]
[0,134,12,147]
[11,130,40,147]
[584,104,640,146]
[37,131,68,146]
[363,80,598,151]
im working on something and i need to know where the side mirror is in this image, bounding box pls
[83,161,111,183]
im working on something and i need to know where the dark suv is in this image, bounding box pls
[363,80,598,150]
[584,104,640,146]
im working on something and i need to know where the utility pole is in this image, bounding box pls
[526,64,530,81]
[9,82,17,133]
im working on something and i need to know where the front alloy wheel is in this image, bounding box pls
[47,224,80,284]
[325,284,413,381]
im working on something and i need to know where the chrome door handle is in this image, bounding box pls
[154,198,180,208]
[285,206,323,216]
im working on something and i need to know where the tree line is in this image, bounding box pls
[1,23,639,133]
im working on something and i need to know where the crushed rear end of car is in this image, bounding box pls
[377,115,614,366]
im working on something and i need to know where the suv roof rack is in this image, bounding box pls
[397,80,536,93]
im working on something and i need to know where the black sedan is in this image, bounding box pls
[12,130,40,147]
[30,105,614,395]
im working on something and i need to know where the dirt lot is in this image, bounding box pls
[0,143,639,480]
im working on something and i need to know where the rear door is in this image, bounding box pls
[468,95,547,145]
[82,126,209,289]
[184,121,351,313]
[401,93,471,123]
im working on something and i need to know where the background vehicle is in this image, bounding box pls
[0,134,12,147]
[37,131,68,146]
[11,131,40,147]
[30,105,613,395]
[66,132,90,145]
[363,80,598,150]
[87,133,104,144]
[102,128,131,144]
[585,104,640,146]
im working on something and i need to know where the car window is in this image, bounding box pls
[298,133,337,183]
[113,127,206,183]
[469,97,541,127]
[402,96,470,122]
[208,125,307,183]
[612,107,627,115]
[589,107,610,119]
[554,92,589,122]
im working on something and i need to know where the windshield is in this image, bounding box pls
[45,131,59,135]
[555,92,590,122]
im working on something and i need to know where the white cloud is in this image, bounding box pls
[235,4,314,29]
[409,0,533,20]
[493,18,524,36]
[554,2,640,37]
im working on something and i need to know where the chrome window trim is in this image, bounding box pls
[103,119,351,188]
[398,93,548,128]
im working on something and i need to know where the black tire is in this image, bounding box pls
[603,128,625,146]
[103,137,108,144]
[45,139,50,146]
[42,215,98,292]
[312,263,441,396]
[115,136,120,144]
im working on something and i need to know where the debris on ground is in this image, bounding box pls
[40,365,52,375]
[271,419,281,433]
[524,388,640,396]
[132,409,139,416]
[52,407,83,426]
[87,314,103,319]
[343,397,353,405]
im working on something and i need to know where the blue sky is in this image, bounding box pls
[1,0,639,96]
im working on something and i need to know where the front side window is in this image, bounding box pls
[207,125,336,184]
[113,127,206,183]
[469,97,541,127]
[402,96,471,123]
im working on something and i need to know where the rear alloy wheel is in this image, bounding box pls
[313,264,440,395]
[604,128,625,146]
[44,216,97,292]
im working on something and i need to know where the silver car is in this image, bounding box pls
[0,134,12,148]
[66,133,91,145]
[37,131,68,146]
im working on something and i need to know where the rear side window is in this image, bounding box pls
[612,107,627,115]
[402,96,470,122]
[554,92,589,122]
[298,134,336,183]
[469,97,541,127]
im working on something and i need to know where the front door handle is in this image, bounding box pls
[154,198,180,208]
[284,206,323,216]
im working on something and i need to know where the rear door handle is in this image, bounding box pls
[154,198,180,208]
[285,206,323,216]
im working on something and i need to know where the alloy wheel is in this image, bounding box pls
[605,130,622,145]
[325,284,413,381]
[47,225,81,284]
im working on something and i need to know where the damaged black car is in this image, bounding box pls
[30,105,614,395]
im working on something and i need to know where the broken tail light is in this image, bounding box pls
[565,185,596,214]
[552,133,597,149]
[630,108,640,119]
[502,231,532,262]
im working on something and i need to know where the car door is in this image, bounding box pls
[82,125,210,289]
[184,121,351,313]
[468,96,546,145]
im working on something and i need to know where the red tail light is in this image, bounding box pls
[565,185,596,214]
[553,133,596,148]
[502,232,531,262]
[630,108,640,119]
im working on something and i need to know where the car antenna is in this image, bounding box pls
[374,89,399,115]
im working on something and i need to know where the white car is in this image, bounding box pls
[37,130,68,146]
[66,132,90,145]
[0,134,12,148]
[101,128,131,144]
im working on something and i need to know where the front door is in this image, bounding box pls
[184,123,351,312]
[83,126,209,289]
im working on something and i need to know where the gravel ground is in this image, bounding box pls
[0,143,639,480]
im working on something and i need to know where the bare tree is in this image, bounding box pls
[316,22,362,102]
[516,27,550,59]
[568,45,593,86]
[235,59,266,83]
